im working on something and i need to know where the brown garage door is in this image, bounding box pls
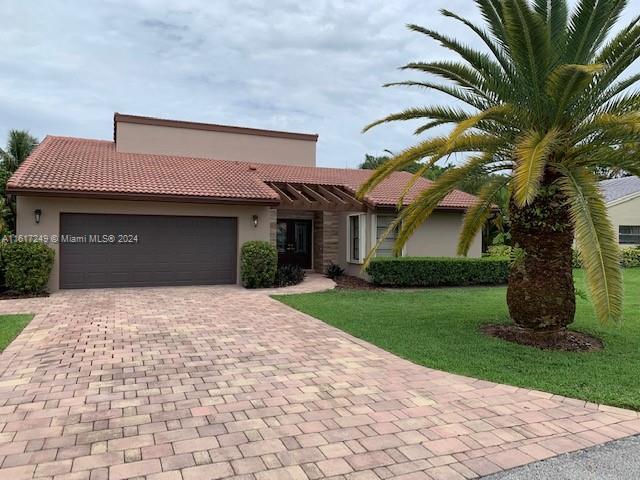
[60,214,237,289]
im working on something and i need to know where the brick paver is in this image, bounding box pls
[0,275,638,479]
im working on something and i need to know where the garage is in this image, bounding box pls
[59,213,237,289]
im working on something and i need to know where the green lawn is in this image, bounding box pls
[0,314,33,352]
[275,269,640,411]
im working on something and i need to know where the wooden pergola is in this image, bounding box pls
[266,182,366,211]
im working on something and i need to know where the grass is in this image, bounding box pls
[0,314,33,352]
[275,269,640,411]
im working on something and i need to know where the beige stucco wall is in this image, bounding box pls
[607,195,640,247]
[116,122,317,166]
[405,210,482,257]
[337,209,482,278]
[16,196,271,291]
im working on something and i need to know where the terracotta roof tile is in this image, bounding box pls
[8,136,478,209]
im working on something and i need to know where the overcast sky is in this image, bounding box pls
[2,0,639,168]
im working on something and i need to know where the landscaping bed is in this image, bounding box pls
[333,275,381,291]
[0,291,49,300]
[275,269,640,410]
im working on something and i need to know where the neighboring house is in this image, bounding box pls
[600,176,640,247]
[7,113,481,290]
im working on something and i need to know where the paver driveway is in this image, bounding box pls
[0,279,638,480]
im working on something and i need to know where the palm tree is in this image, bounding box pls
[0,130,39,232]
[359,0,640,335]
[0,130,38,172]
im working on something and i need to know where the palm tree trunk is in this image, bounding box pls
[507,171,576,333]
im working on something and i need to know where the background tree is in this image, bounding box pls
[0,130,39,232]
[359,0,640,337]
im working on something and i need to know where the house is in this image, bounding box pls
[600,176,640,247]
[7,113,481,290]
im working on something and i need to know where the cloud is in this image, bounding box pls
[0,0,638,168]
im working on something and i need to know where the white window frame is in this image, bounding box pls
[371,213,406,258]
[347,213,366,264]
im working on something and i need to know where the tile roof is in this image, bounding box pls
[7,136,478,209]
[599,176,640,204]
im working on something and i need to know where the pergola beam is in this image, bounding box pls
[268,182,366,212]
[300,184,331,206]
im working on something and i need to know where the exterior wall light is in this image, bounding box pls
[34,209,42,224]
[252,215,259,228]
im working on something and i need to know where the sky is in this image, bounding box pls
[1,0,639,168]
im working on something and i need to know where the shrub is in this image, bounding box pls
[622,247,640,268]
[365,256,510,287]
[572,249,583,268]
[325,262,345,279]
[572,247,640,268]
[274,264,305,287]
[2,241,55,294]
[486,245,512,257]
[240,241,277,288]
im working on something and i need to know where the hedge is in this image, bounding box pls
[573,246,640,268]
[366,256,510,287]
[1,241,55,294]
[240,241,277,288]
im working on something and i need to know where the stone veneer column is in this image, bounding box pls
[313,211,338,273]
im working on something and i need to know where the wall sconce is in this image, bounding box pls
[34,209,42,224]
[252,215,259,228]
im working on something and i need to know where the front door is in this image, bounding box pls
[276,219,312,269]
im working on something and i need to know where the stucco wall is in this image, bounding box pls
[116,122,317,166]
[16,196,271,291]
[607,195,640,247]
[337,209,482,279]
[405,210,482,257]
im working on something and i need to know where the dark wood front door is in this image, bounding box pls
[276,219,312,269]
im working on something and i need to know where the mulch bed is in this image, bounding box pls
[0,291,49,300]
[481,324,603,352]
[333,275,381,291]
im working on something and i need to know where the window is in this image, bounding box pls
[347,214,366,263]
[375,214,400,257]
[619,226,640,245]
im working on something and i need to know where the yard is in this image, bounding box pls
[0,314,33,352]
[275,269,640,411]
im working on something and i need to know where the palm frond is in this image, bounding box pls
[557,166,623,324]
[502,0,551,100]
[407,24,506,92]
[393,154,494,253]
[414,120,452,135]
[444,104,514,152]
[383,81,488,110]
[597,73,640,107]
[513,128,560,206]
[457,175,511,255]
[567,0,627,64]
[475,0,509,49]
[358,133,504,198]
[362,106,471,133]
[546,63,603,120]
[401,61,491,98]
[356,137,448,197]
[440,9,513,76]
[534,0,569,57]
